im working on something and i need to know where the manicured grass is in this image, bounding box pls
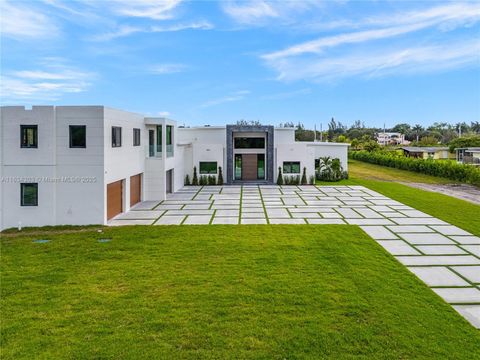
[347,159,456,184]
[1,226,480,359]
[317,160,480,236]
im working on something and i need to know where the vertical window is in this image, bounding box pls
[166,125,173,145]
[283,161,300,174]
[133,128,141,146]
[112,127,122,147]
[21,183,38,206]
[20,125,38,148]
[156,125,162,153]
[166,125,173,157]
[235,154,242,180]
[257,154,265,180]
[69,125,86,148]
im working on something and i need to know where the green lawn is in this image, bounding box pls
[317,160,480,236]
[2,225,479,359]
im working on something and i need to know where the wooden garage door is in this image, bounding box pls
[107,180,123,220]
[130,173,142,207]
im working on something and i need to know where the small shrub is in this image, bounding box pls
[199,175,208,186]
[184,174,191,186]
[192,167,199,185]
[208,175,216,185]
[309,175,315,185]
[217,166,224,185]
[277,167,284,185]
[301,167,308,185]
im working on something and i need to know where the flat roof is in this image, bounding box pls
[400,147,448,152]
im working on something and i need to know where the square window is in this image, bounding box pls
[69,125,86,148]
[21,183,38,206]
[283,161,300,174]
[133,128,141,146]
[20,125,38,148]
[112,126,122,147]
[199,161,217,174]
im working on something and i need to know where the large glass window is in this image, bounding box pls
[234,137,265,149]
[257,154,265,180]
[235,154,242,180]
[21,183,38,206]
[133,128,141,146]
[69,125,86,148]
[20,125,38,148]
[112,127,122,147]
[166,125,173,157]
[156,125,162,153]
[283,161,300,174]
[200,161,217,174]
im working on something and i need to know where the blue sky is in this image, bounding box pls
[1,0,479,128]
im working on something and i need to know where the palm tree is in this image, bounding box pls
[471,121,480,134]
[412,124,423,142]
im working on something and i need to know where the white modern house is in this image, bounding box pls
[376,132,410,146]
[0,106,349,230]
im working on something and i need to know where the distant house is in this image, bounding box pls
[456,148,480,166]
[400,147,454,160]
[376,132,410,146]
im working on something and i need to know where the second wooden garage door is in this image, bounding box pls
[130,173,142,207]
[107,180,123,220]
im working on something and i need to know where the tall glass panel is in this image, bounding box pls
[166,125,173,157]
[235,154,242,180]
[156,125,162,154]
[257,154,265,180]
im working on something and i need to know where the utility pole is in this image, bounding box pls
[320,124,323,142]
[314,124,317,142]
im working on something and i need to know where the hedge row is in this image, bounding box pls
[350,151,480,186]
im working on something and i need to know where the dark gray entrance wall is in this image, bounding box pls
[226,125,274,184]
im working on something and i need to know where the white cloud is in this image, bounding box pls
[262,2,480,82]
[267,40,480,82]
[0,0,59,39]
[201,90,250,108]
[157,111,171,117]
[222,1,279,24]
[149,63,189,74]
[108,0,183,20]
[90,21,213,41]
[0,59,95,102]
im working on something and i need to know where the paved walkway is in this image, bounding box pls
[109,185,480,329]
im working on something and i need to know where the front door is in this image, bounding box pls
[242,154,257,180]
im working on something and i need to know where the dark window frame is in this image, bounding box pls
[199,161,218,174]
[20,125,38,148]
[69,125,86,148]
[21,183,38,206]
[112,126,122,147]
[133,128,141,146]
[283,161,301,174]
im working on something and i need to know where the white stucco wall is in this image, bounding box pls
[308,143,350,172]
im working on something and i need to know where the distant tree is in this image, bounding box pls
[392,123,411,134]
[448,135,480,152]
[418,136,439,146]
[412,124,424,142]
[471,121,480,134]
[236,119,262,126]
